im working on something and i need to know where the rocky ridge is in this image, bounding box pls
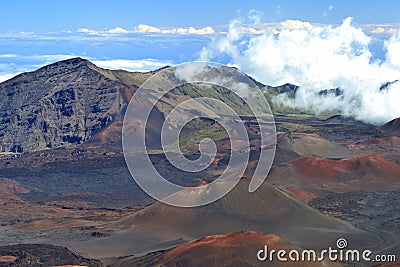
[0,58,134,152]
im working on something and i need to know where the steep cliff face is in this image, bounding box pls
[0,58,133,152]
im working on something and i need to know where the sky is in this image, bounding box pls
[1,0,400,32]
[1,1,400,124]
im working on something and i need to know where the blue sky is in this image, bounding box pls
[1,0,400,32]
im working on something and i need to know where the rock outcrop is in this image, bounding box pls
[0,57,134,152]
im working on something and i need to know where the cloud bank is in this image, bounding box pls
[200,17,400,125]
[77,25,215,35]
[134,24,215,35]
[92,58,172,72]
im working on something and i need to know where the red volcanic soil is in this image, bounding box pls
[161,231,341,267]
[289,155,400,180]
[268,155,400,192]
[0,256,17,263]
[88,116,145,149]
[120,87,135,103]
[89,118,124,147]
[346,136,400,165]
[162,230,272,261]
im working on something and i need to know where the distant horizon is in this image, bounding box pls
[2,0,400,32]
[2,1,399,82]
[0,15,397,83]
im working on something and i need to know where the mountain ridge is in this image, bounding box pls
[0,57,135,152]
[0,58,262,152]
[1,57,398,153]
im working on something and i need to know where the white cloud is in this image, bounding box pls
[280,20,313,31]
[323,5,334,17]
[360,24,399,34]
[72,23,398,37]
[200,16,400,125]
[107,27,128,34]
[175,62,207,82]
[248,10,264,25]
[2,54,76,63]
[226,19,314,35]
[77,28,99,35]
[385,32,400,69]
[239,26,265,34]
[33,54,77,61]
[0,54,17,58]
[133,24,215,35]
[76,24,216,35]
[134,24,161,33]
[371,27,385,34]
[172,26,215,35]
[186,26,215,35]
[92,59,171,72]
